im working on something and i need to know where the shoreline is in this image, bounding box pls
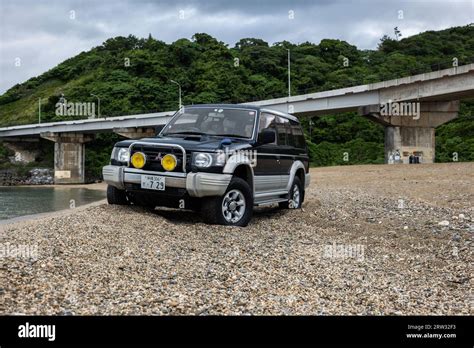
[0,199,107,230]
[0,182,107,228]
[1,182,107,190]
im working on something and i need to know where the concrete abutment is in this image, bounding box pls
[41,132,94,184]
[2,138,40,163]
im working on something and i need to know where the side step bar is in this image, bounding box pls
[254,190,289,206]
[254,190,289,199]
[254,198,288,207]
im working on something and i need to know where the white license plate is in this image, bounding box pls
[141,175,165,191]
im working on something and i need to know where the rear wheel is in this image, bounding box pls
[107,185,129,205]
[279,176,303,209]
[202,177,253,226]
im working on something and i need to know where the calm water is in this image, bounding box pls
[0,187,106,220]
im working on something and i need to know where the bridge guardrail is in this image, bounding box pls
[245,56,474,102]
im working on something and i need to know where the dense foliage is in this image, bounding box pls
[0,142,13,164]
[0,25,473,177]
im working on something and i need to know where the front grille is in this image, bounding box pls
[130,143,189,173]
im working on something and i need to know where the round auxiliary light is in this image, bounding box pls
[161,154,177,171]
[131,152,146,169]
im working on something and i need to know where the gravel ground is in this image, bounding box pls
[1,163,472,315]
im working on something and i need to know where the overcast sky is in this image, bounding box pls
[0,0,472,94]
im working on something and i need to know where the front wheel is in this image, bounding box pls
[279,176,303,209]
[107,185,129,205]
[202,177,253,227]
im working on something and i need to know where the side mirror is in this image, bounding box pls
[259,129,276,144]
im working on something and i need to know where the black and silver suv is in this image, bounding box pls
[103,104,310,226]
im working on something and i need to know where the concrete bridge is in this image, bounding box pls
[0,111,175,183]
[0,63,473,183]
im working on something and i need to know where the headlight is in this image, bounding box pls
[112,147,130,162]
[161,154,177,171]
[193,152,226,168]
[131,152,146,169]
[193,153,212,168]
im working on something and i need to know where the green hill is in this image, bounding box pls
[1,25,473,177]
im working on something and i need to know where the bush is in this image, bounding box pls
[0,142,13,163]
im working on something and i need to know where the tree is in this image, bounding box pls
[394,27,402,40]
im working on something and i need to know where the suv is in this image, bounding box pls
[103,104,310,226]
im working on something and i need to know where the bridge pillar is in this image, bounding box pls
[360,101,459,164]
[384,126,436,163]
[2,138,40,163]
[114,127,157,139]
[41,132,94,184]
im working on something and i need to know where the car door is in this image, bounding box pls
[275,116,294,190]
[253,113,282,193]
[290,120,310,180]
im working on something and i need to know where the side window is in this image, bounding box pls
[290,120,305,149]
[275,116,289,146]
[286,120,295,147]
[258,113,277,145]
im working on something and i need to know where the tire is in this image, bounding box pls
[202,177,253,227]
[279,176,303,209]
[107,185,129,205]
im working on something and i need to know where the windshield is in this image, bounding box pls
[161,107,257,138]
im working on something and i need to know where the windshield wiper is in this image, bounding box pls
[164,131,207,136]
[214,134,248,139]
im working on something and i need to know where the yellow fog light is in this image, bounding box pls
[131,152,146,169]
[161,154,177,171]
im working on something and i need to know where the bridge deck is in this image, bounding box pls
[0,63,473,138]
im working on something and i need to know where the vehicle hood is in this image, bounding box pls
[114,136,253,152]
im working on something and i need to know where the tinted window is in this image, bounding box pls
[258,113,277,145]
[275,116,289,146]
[290,120,305,149]
[286,120,295,147]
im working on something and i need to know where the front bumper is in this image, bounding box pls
[102,165,231,197]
